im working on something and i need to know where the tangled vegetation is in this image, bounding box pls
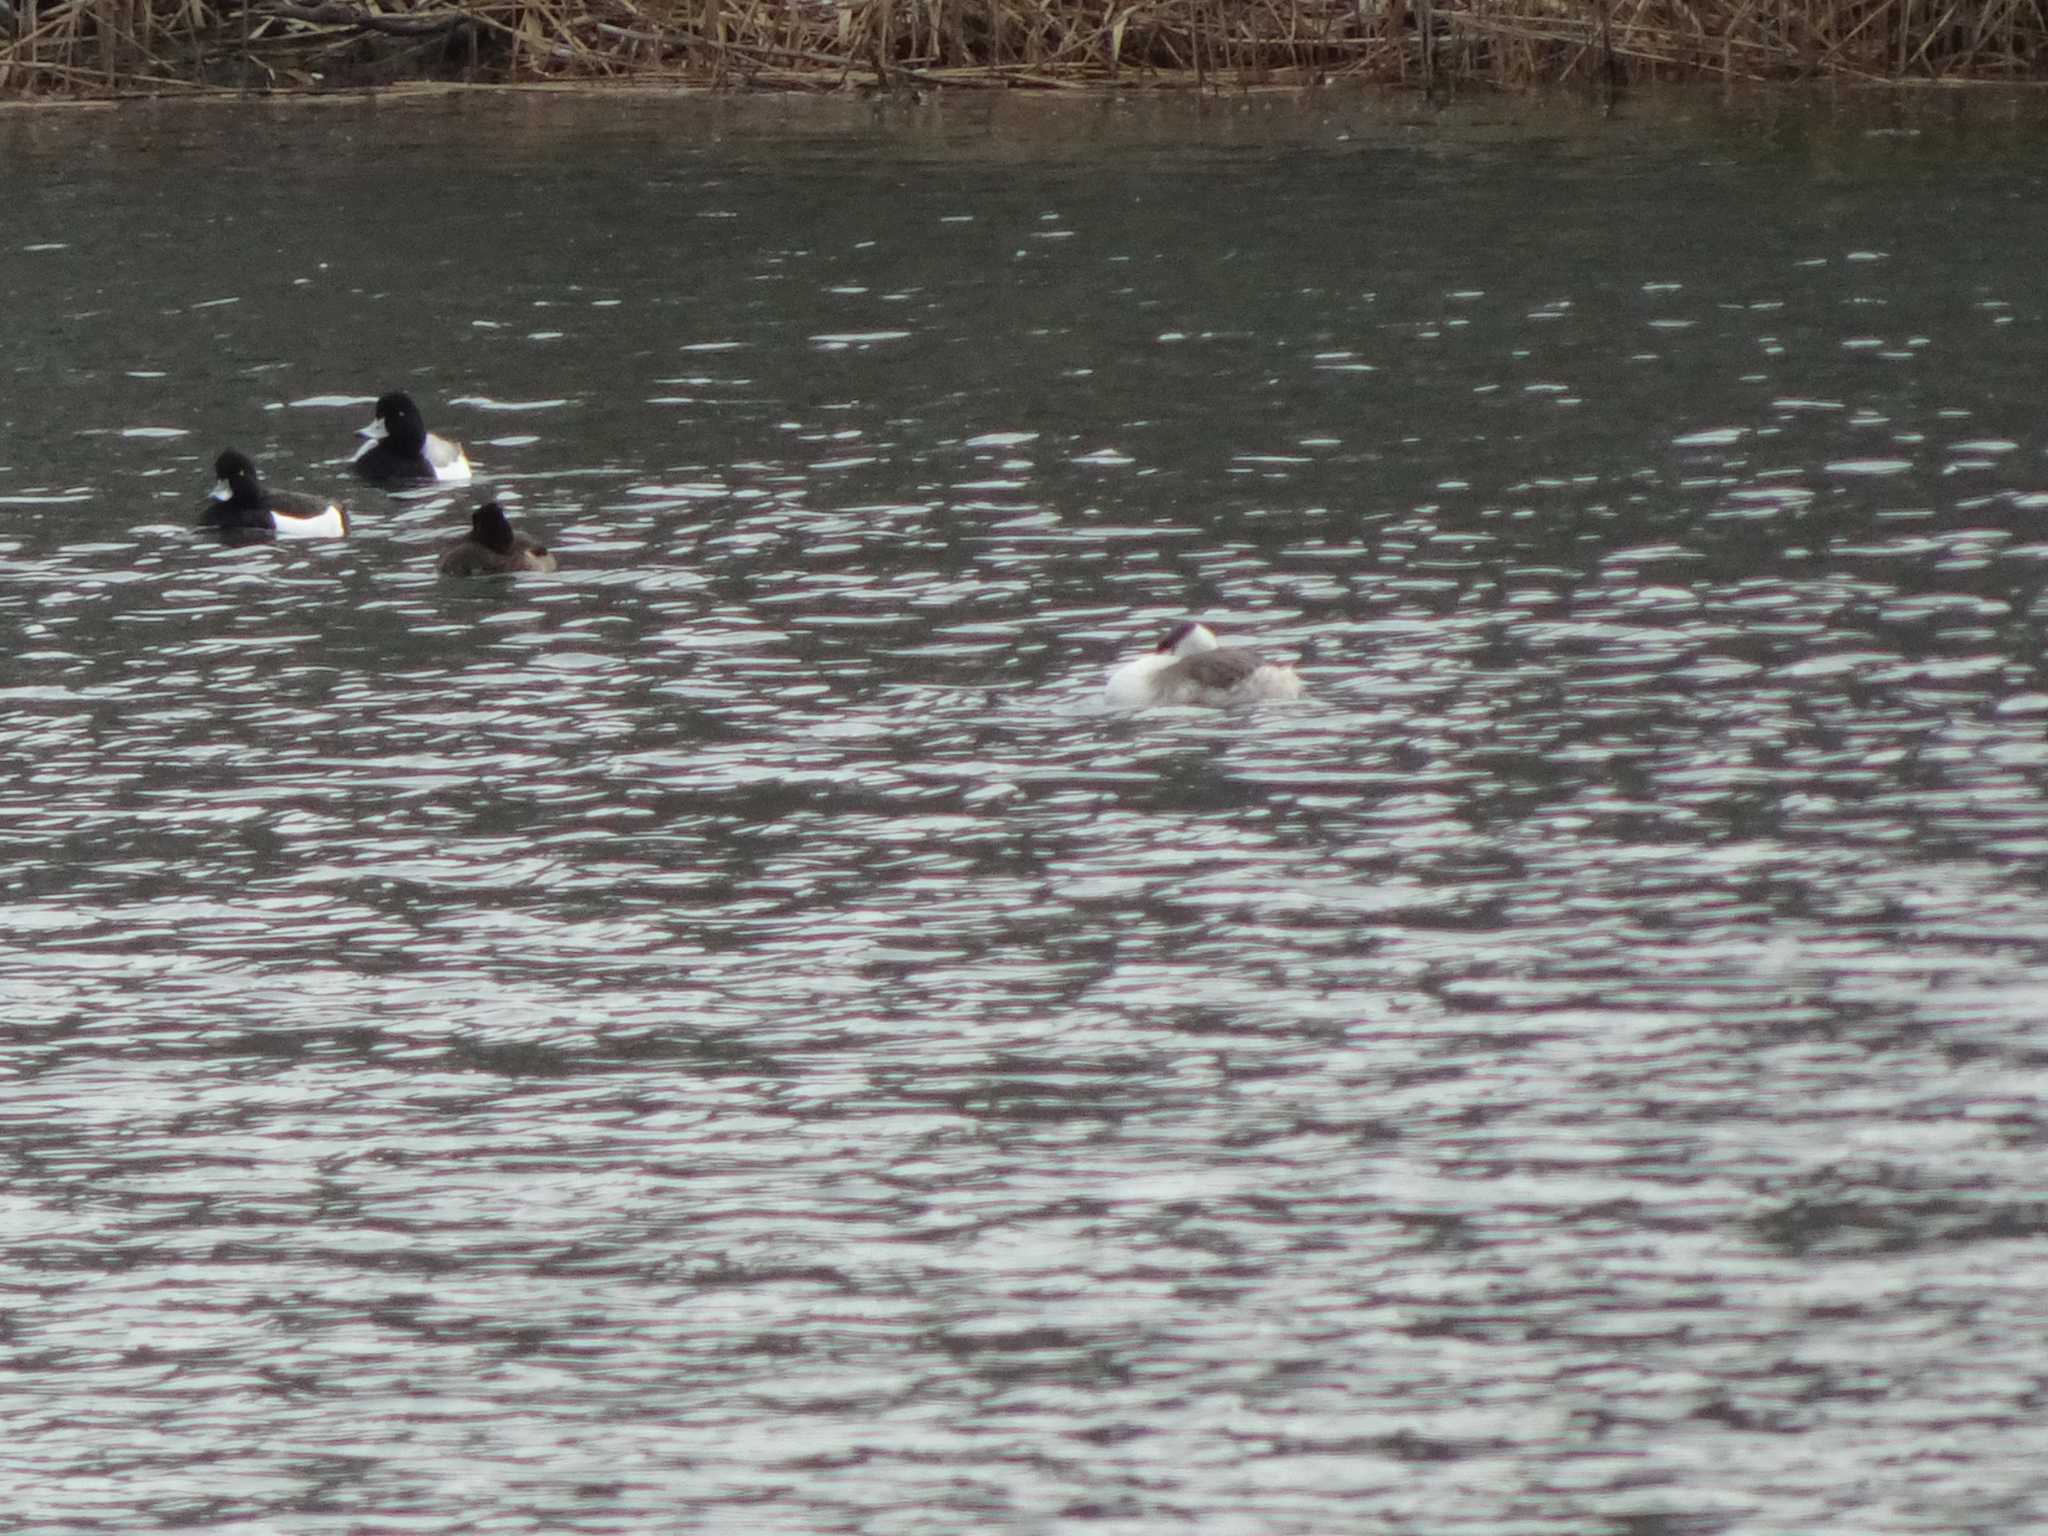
[2,0,2046,96]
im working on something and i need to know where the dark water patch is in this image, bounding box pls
[1753,1165,2048,1258]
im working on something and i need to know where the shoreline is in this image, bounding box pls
[6,0,2048,101]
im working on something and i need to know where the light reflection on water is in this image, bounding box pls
[4,91,2048,1533]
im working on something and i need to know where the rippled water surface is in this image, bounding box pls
[7,88,2048,1533]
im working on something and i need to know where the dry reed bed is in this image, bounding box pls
[2,0,2046,95]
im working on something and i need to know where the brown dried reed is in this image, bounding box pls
[1,0,2044,97]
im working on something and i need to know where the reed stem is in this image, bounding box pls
[1,0,2043,95]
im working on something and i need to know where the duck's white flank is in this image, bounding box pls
[271,503,347,540]
[426,436,472,483]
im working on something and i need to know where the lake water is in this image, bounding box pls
[5,87,2048,1534]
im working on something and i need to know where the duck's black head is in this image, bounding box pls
[211,449,262,506]
[373,391,428,452]
[1158,620,1205,654]
[470,502,516,554]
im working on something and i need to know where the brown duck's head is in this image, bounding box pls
[470,502,516,554]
